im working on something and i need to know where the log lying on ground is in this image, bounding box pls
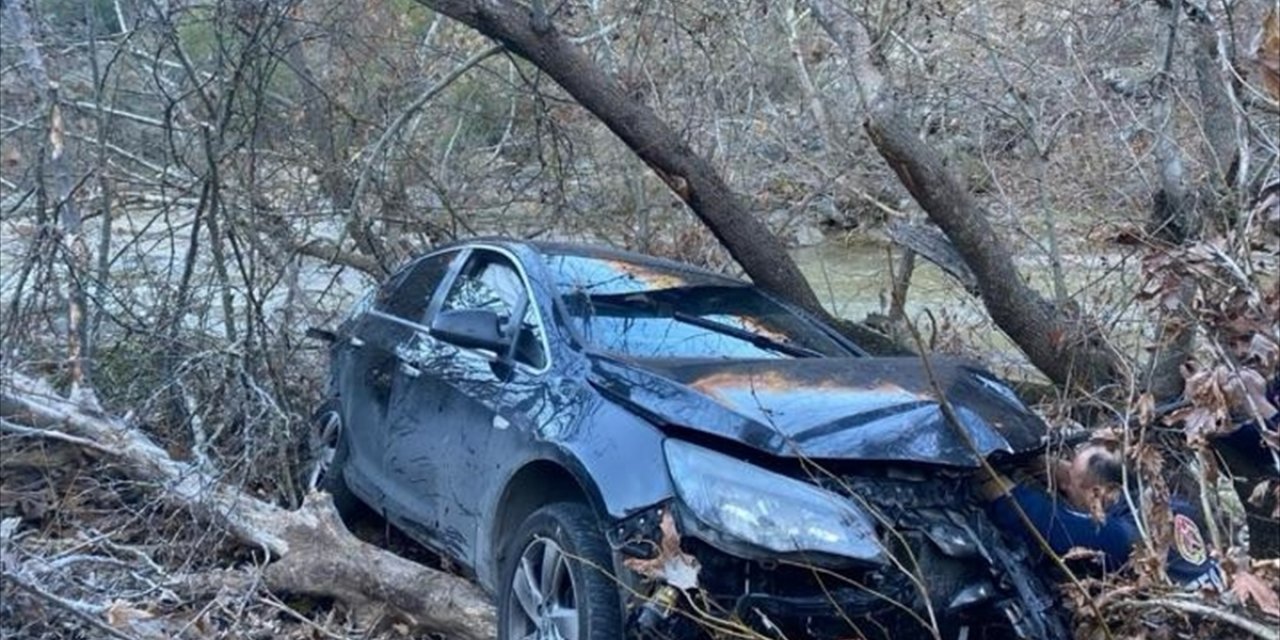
[0,369,496,640]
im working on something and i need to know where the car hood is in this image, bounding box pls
[587,355,1047,467]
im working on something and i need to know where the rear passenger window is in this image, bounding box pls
[377,251,455,324]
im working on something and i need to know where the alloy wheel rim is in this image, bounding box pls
[307,410,341,491]
[506,536,580,640]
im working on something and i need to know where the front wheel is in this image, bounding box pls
[498,502,623,640]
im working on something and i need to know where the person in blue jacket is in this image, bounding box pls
[978,442,1222,587]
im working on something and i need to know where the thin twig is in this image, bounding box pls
[2,569,142,640]
[349,44,503,229]
[0,418,121,456]
[257,593,347,640]
[1119,596,1280,639]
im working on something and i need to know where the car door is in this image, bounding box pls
[384,247,551,564]
[345,250,461,498]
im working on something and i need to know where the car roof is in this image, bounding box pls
[432,236,749,288]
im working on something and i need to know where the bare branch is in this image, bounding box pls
[1118,596,1280,640]
[0,369,497,639]
[2,569,142,640]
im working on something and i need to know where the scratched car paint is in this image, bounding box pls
[312,238,1068,640]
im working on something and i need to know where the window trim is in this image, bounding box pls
[407,244,553,375]
[376,248,463,325]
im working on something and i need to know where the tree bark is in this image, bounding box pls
[864,104,1121,390]
[411,0,824,313]
[806,0,883,111]
[4,0,95,403]
[1142,2,1198,402]
[806,1,1121,389]
[1191,18,1247,207]
[0,369,497,640]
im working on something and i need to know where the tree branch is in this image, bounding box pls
[1119,596,1279,640]
[864,103,1121,390]
[2,569,143,640]
[411,0,824,313]
[0,369,496,639]
[291,238,385,276]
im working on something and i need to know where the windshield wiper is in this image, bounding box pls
[670,311,822,358]
[570,288,823,358]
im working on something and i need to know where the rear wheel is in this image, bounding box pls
[308,402,358,517]
[498,502,623,640]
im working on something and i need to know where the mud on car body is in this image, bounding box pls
[311,238,1069,640]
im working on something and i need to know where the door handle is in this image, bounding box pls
[349,336,365,348]
[399,361,421,378]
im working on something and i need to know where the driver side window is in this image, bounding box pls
[378,251,456,324]
[441,252,547,369]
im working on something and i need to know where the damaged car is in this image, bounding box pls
[310,238,1069,640]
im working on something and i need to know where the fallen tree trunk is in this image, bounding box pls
[0,369,496,640]
[863,104,1123,391]
[411,0,825,314]
[803,2,1123,391]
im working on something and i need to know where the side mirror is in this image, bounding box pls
[430,309,511,353]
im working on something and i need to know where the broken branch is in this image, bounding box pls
[0,369,497,639]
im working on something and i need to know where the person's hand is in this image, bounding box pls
[974,469,1015,501]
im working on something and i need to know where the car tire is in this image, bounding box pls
[499,502,623,640]
[309,401,359,518]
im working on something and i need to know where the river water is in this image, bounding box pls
[790,239,1156,377]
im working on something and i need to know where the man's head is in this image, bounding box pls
[1060,443,1124,511]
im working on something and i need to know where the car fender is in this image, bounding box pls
[475,398,673,589]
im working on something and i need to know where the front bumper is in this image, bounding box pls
[688,533,992,639]
[612,474,1062,640]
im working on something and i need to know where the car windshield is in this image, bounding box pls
[543,252,850,359]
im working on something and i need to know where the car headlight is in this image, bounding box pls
[664,440,885,564]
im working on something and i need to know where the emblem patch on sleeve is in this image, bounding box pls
[1173,513,1207,565]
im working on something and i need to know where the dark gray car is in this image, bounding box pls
[311,238,1067,640]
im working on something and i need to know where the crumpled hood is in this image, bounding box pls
[588,355,1047,467]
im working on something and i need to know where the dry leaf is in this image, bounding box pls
[1231,571,1280,618]
[1253,7,1280,101]
[1245,333,1280,370]
[622,510,701,590]
[1254,188,1280,235]
[104,600,153,629]
[1061,546,1106,563]
[1136,392,1156,428]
